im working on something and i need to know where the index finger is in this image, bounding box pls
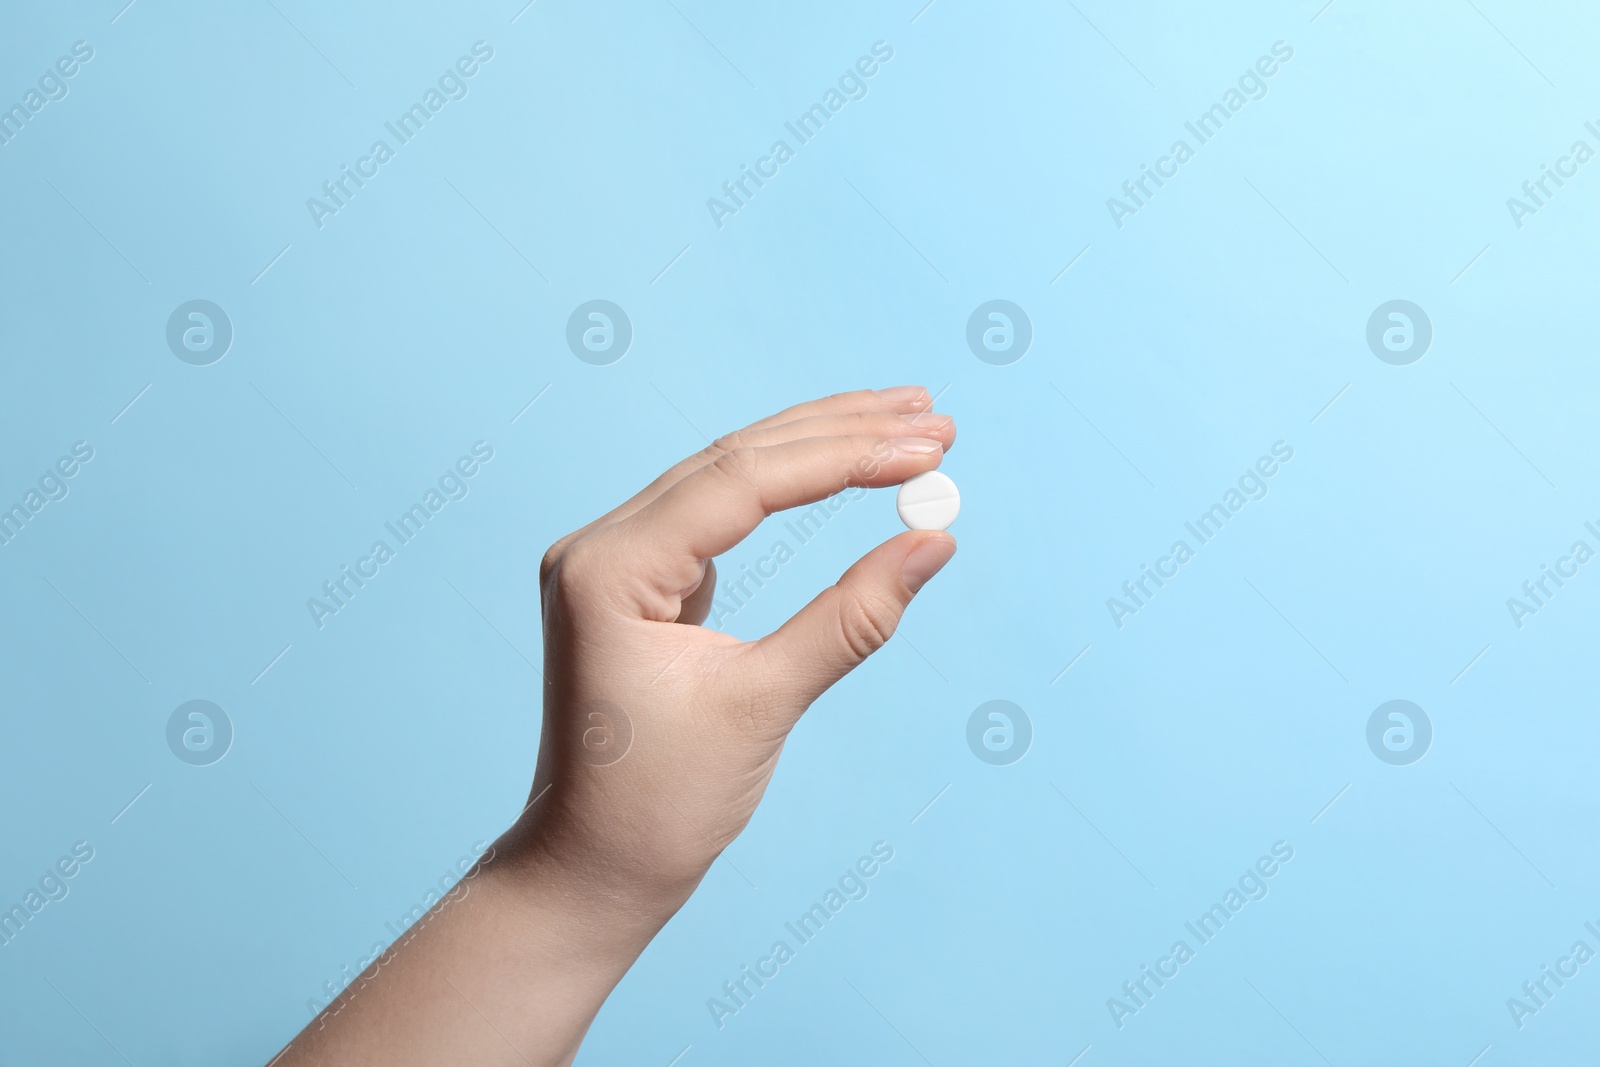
[620,432,948,569]
[546,387,936,561]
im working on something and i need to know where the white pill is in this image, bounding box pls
[896,470,960,531]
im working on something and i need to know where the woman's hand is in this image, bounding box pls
[507,384,957,911]
[273,387,956,1067]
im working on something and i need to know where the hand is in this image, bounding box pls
[273,386,957,1067]
[505,384,958,911]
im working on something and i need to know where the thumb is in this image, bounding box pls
[751,531,956,709]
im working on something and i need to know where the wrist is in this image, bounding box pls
[486,813,693,968]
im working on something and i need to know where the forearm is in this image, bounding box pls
[273,829,680,1067]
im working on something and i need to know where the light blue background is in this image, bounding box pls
[3,1,1598,1063]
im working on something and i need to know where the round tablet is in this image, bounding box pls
[896,470,960,530]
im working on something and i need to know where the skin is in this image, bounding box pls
[271,386,957,1066]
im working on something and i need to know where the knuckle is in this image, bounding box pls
[538,539,569,586]
[837,591,901,660]
[709,429,746,456]
[545,535,605,600]
[709,446,758,482]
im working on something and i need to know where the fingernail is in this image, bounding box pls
[899,412,952,432]
[875,385,928,405]
[889,437,942,454]
[901,536,956,593]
